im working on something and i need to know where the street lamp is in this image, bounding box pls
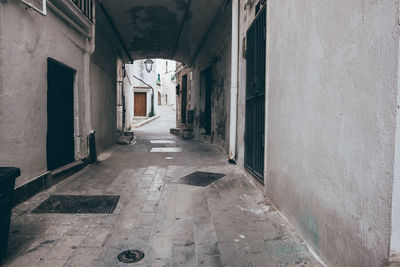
[144,59,154,73]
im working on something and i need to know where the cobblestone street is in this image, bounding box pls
[1,107,321,267]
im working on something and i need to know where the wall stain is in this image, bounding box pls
[127,6,183,53]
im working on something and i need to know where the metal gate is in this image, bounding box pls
[244,7,266,183]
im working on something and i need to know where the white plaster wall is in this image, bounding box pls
[0,1,91,186]
[132,59,159,116]
[391,30,400,255]
[159,59,177,107]
[90,1,120,154]
[265,1,398,266]
[132,59,177,116]
[124,74,134,130]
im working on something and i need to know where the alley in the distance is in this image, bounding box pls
[3,107,321,267]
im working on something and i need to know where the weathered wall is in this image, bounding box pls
[123,70,134,130]
[176,66,192,127]
[0,1,91,186]
[190,1,232,152]
[90,2,119,153]
[264,1,398,266]
[391,27,400,256]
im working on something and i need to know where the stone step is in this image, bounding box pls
[191,190,223,266]
[182,130,194,139]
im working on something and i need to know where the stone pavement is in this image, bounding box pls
[2,106,322,267]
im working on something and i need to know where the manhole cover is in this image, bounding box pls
[175,171,225,187]
[117,249,145,263]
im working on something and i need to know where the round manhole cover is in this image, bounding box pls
[117,249,145,263]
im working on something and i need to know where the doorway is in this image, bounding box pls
[201,67,212,135]
[158,92,162,106]
[244,7,266,183]
[47,59,75,171]
[181,74,188,124]
[134,92,147,116]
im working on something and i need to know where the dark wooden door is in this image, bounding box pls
[134,92,147,116]
[47,59,75,171]
[244,7,266,183]
[181,74,187,124]
[203,67,212,135]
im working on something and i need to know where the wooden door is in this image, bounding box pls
[181,74,187,123]
[134,92,147,116]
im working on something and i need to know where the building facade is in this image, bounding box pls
[129,59,176,118]
[0,0,129,197]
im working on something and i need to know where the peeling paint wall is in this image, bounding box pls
[189,1,232,152]
[263,1,399,266]
[0,1,91,187]
[176,65,191,127]
[123,67,134,130]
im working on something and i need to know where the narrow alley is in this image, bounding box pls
[2,0,400,266]
[3,108,321,267]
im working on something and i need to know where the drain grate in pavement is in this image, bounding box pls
[175,171,225,187]
[32,195,120,214]
[117,249,145,263]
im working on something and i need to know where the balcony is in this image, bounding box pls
[71,0,93,22]
[48,0,94,37]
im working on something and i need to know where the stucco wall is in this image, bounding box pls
[0,1,91,187]
[190,1,232,152]
[90,2,119,154]
[124,74,134,131]
[265,1,398,266]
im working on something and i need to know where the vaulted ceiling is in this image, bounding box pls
[100,0,229,64]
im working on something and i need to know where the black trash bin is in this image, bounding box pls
[0,167,20,260]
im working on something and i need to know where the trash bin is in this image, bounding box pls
[0,167,20,259]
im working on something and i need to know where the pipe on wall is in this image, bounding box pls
[21,0,47,15]
[229,0,239,163]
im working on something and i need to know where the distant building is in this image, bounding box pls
[127,59,176,118]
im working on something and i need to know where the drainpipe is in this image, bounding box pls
[229,0,239,163]
[21,0,47,16]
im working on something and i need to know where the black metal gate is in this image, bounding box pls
[244,7,266,183]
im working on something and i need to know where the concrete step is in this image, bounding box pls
[170,128,182,136]
[191,190,223,266]
[117,134,133,145]
[182,130,194,139]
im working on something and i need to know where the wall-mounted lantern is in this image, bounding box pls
[144,59,154,73]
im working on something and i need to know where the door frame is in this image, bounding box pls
[46,58,76,171]
[181,74,188,124]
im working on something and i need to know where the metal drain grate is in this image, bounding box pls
[117,249,145,263]
[175,171,225,187]
[32,195,120,214]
